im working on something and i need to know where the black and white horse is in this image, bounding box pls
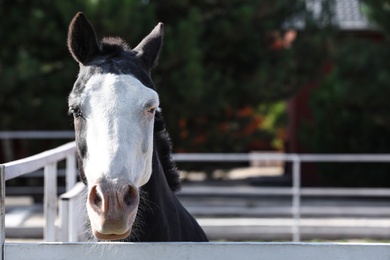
[67,12,207,242]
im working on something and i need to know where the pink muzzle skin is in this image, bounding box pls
[87,180,140,240]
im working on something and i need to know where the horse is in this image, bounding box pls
[67,12,208,242]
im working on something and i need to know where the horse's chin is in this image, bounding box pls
[92,228,131,241]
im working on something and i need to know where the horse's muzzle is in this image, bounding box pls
[87,180,139,240]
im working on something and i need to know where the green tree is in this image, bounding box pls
[0,0,331,158]
[0,1,75,130]
[300,1,390,186]
[154,0,330,152]
[0,0,156,131]
[0,0,156,156]
[361,0,390,36]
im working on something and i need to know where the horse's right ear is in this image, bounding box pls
[67,12,100,64]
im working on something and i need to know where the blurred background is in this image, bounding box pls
[2,0,390,241]
[2,0,390,186]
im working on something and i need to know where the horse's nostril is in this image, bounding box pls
[89,182,138,212]
[89,185,103,210]
[124,192,132,207]
[123,185,135,207]
[94,190,102,208]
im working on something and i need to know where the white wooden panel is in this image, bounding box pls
[58,199,69,242]
[4,242,390,260]
[59,182,87,242]
[44,163,57,242]
[65,154,77,192]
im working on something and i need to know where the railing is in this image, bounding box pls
[3,242,390,260]
[175,153,301,241]
[0,141,77,258]
[2,137,390,258]
[0,131,74,139]
[4,147,390,243]
[58,182,86,242]
[173,153,390,242]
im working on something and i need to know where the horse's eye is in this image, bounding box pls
[146,106,160,116]
[68,107,82,118]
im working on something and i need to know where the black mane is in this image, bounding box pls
[154,111,181,192]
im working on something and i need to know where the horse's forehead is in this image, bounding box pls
[70,70,157,105]
[82,73,158,104]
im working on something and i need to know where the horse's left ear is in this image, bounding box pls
[133,23,164,71]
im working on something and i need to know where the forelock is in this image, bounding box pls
[100,37,130,56]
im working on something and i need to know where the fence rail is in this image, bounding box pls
[0,131,74,139]
[2,135,390,258]
[0,141,77,259]
[173,152,390,241]
[173,152,390,162]
[4,242,390,260]
[58,182,86,242]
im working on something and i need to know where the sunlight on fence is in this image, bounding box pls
[2,138,390,259]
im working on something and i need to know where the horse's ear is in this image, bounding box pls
[67,12,100,64]
[133,23,164,71]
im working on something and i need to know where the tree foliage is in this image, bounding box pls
[0,0,328,156]
[300,1,390,186]
[361,0,390,36]
[154,0,330,152]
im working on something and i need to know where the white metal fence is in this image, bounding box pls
[174,153,390,242]
[2,135,390,259]
[3,141,390,242]
[0,141,78,259]
[4,242,390,260]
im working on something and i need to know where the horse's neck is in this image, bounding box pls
[134,147,208,242]
[132,149,178,241]
[143,148,176,202]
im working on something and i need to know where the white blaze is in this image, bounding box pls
[80,73,159,187]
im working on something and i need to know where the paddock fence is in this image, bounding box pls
[173,153,390,241]
[0,141,79,251]
[2,133,390,259]
[4,242,390,260]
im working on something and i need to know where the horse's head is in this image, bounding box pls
[67,12,163,240]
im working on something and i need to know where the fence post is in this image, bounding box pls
[44,163,57,242]
[0,165,5,260]
[292,155,301,242]
[66,154,76,192]
[58,198,69,242]
[69,199,78,242]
